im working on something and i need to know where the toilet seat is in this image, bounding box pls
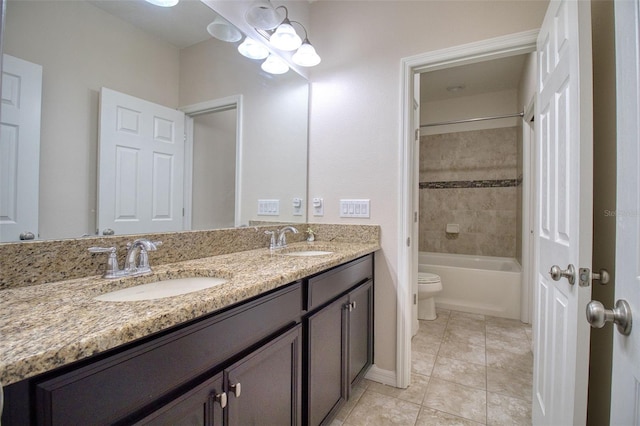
[418,272,440,284]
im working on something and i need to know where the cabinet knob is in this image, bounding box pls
[230,382,241,398]
[212,392,227,408]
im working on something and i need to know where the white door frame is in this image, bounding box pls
[397,30,538,388]
[180,95,243,229]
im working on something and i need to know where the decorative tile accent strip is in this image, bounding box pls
[420,179,519,189]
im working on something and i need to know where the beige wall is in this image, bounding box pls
[192,109,237,230]
[421,89,520,135]
[308,0,548,374]
[4,0,180,239]
[179,38,309,226]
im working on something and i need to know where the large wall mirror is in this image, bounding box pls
[0,0,309,242]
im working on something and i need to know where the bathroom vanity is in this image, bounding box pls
[0,243,376,426]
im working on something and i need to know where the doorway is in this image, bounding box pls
[398,29,538,389]
[182,95,243,230]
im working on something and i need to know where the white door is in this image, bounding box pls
[532,1,593,425]
[609,0,640,423]
[0,54,42,242]
[98,88,185,235]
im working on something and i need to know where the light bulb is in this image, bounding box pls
[206,17,242,43]
[292,41,321,67]
[245,0,283,30]
[238,37,270,60]
[261,54,289,74]
[270,22,302,51]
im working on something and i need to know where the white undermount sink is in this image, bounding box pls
[281,250,334,257]
[94,277,228,302]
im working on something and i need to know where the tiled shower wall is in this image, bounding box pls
[419,127,518,258]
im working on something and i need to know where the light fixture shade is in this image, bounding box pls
[261,54,289,74]
[270,22,302,51]
[292,41,321,67]
[245,0,283,30]
[207,17,242,43]
[238,37,270,60]
[144,0,179,7]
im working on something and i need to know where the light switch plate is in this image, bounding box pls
[312,197,324,216]
[339,199,370,218]
[292,197,303,216]
[258,199,280,216]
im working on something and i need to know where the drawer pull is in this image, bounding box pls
[230,382,241,398]
[213,392,227,408]
[344,301,357,312]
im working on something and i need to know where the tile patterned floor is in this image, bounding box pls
[333,309,533,425]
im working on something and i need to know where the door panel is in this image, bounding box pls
[0,54,42,242]
[532,1,593,424]
[98,87,184,235]
[611,0,640,423]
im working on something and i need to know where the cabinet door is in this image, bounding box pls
[348,280,373,390]
[226,325,302,426]
[134,373,224,426]
[306,295,349,426]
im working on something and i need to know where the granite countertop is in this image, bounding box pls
[0,241,379,386]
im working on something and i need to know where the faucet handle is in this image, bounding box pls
[88,246,121,278]
[88,246,116,254]
[265,231,277,250]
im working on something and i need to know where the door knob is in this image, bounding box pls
[19,231,35,240]
[549,264,576,285]
[586,299,632,336]
[592,269,610,285]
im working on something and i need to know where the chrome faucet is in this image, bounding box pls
[124,239,161,276]
[89,239,161,279]
[277,226,299,248]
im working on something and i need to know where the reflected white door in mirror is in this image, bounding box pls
[0,55,42,242]
[98,88,185,236]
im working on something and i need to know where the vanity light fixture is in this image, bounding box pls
[261,53,289,74]
[207,16,243,43]
[144,0,179,7]
[269,8,302,51]
[245,0,284,30]
[238,37,270,60]
[291,25,321,67]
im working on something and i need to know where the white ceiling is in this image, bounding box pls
[420,54,528,102]
[89,0,219,49]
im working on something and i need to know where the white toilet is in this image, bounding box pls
[417,272,443,320]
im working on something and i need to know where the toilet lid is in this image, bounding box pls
[418,272,440,284]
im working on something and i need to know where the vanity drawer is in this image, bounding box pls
[307,255,373,311]
[35,282,302,426]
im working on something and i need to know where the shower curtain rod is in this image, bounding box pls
[420,111,524,128]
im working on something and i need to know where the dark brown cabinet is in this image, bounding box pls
[2,254,374,426]
[304,255,374,426]
[306,295,349,426]
[139,325,302,426]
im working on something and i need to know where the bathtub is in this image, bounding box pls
[418,251,522,319]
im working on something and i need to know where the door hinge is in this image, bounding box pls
[182,207,185,217]
[406,237,411,247]
[415,129,420,141]
[414,211,418,223]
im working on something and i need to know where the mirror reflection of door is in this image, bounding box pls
[97,87,185,236]
[190,108,237,230]
[0,54,42,242]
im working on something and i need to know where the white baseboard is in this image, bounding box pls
[364,365,397,387]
